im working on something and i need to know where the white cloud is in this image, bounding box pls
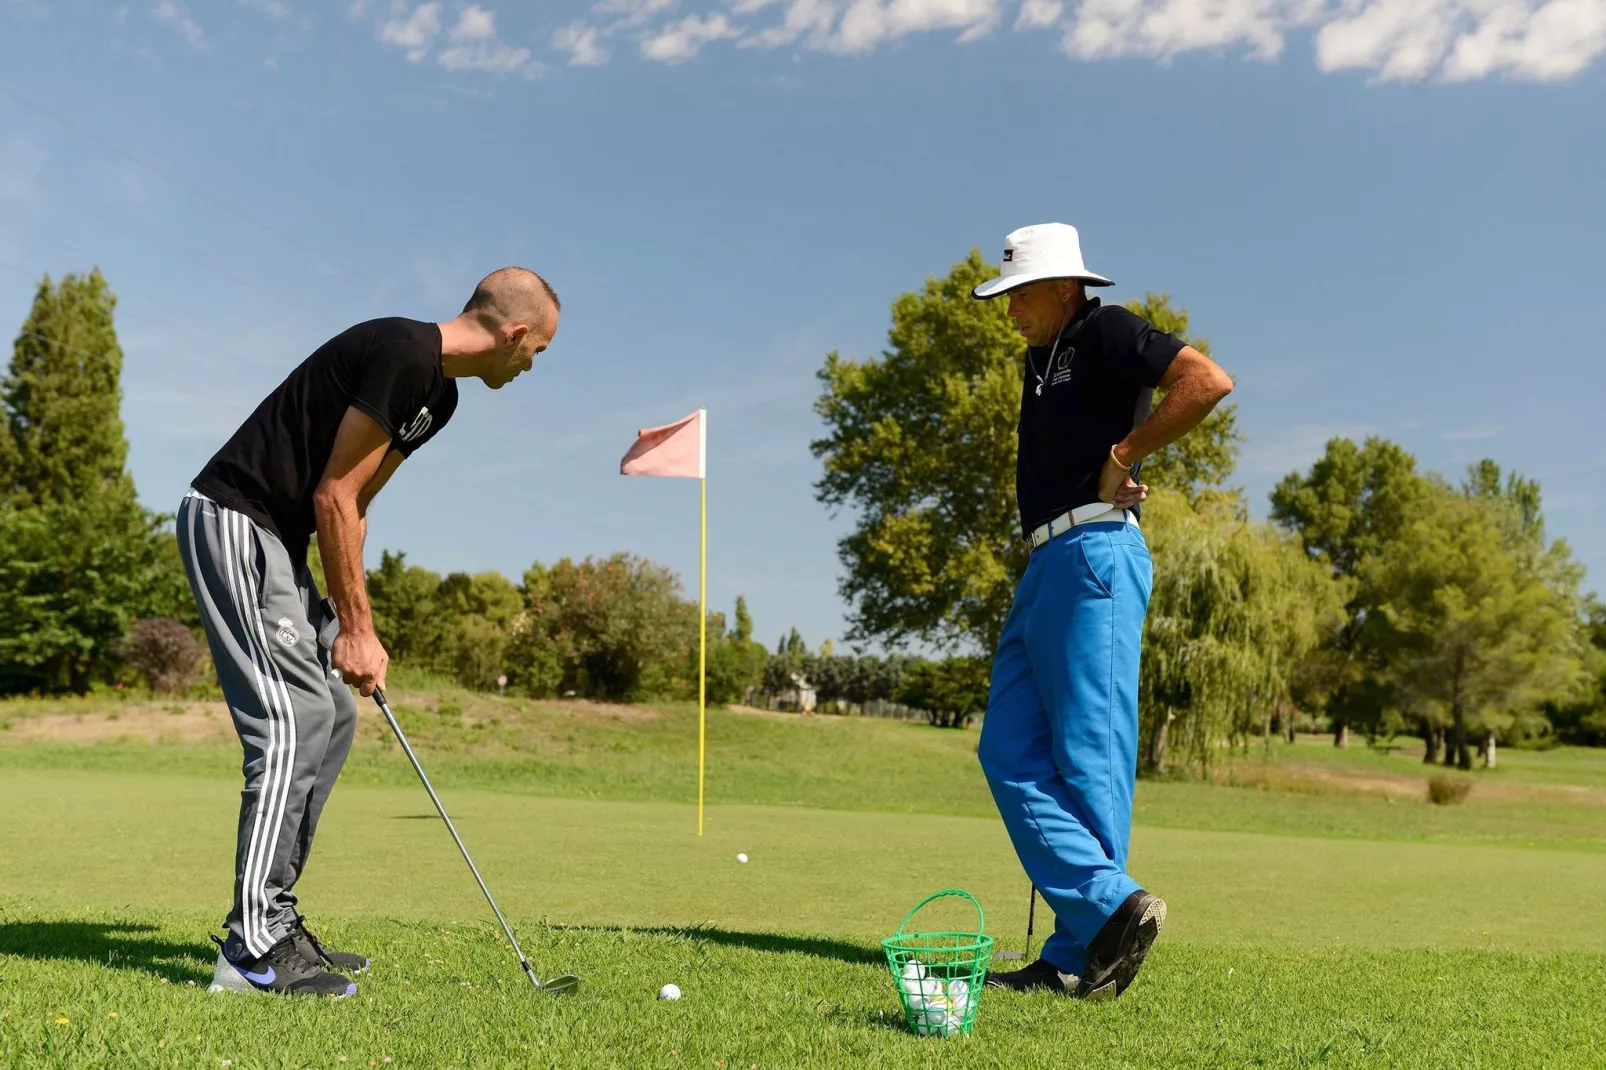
[830,0,1002,51]
[450,3,496,39]
[1016,0,1064,28]
[1063,0,1321,62]
[378,1,442,61]
[1314,0,1606,81]
[344,0,1606,80]
[436,5,543,75]
[642,11,740,59]
[151,0,205,47]
[738,0,837,47]
[553,19,610,63]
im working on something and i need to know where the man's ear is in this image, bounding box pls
[503,323,530,347]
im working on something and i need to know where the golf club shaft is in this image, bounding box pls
[372,688,543,989]
[1026,884,1037,960]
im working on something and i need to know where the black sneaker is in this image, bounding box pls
[207,934,358,998]
[1077,890,1166,1000]
[984,957,1080,995]
[289,917,371,975]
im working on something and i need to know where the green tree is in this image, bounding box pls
[366,551,449,666]
[0,494,191,692]
[813,253,1238,652]
[1139,490,1348,773]
[0,270,191,693]
[898,655,989,728]
[508,553,698,701]
[1,271,131,506]
[707,597,769,706]
[1269,437,1432,745]
[1368,484,1584,769]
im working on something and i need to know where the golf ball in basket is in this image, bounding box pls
[736,853,748,863]
[658,983,681,1001]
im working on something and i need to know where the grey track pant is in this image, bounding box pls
[176,490,357,958]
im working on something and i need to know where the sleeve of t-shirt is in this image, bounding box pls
[349,340,437,457]
[1096,306,1185,388]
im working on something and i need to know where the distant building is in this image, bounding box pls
[776,671,817,713]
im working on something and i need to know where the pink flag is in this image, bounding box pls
[619,408,706,479]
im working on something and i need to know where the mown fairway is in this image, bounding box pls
[3,684,1605,1067]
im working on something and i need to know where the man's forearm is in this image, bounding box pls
[1115,371,1232,467]
[314,491,373,637]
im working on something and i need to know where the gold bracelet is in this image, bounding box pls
[1109,445,1132,472]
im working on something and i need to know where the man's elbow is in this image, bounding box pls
[312,482,358,524]
[1208,366,1235,403]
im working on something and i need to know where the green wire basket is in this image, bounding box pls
[881,889,994,1038]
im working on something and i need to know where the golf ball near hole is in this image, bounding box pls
[658,983,681,1001]
[736,853,748,863]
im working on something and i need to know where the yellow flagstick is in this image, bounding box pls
[697,411,708,836]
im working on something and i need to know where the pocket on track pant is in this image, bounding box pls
[176,491,357,957]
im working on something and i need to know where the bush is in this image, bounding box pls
[1427,775,1473,805]
[509,554,697,702]
[119,617,202,694]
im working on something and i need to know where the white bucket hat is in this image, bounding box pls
[972,223,1113,299]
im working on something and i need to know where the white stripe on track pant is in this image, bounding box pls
[176,490,358,958]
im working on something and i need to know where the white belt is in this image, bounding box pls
[1028,503,1137,550]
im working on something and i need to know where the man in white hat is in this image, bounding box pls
[974,223,1232,999]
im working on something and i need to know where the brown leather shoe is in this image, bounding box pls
[1077,890,1167,1000]
[984,957,1080,994]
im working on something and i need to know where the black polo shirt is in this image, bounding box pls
[1015,297,1183,537]
[192,318,458,566]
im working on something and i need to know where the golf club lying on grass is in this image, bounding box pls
[372,687,579,994]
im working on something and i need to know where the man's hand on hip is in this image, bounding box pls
[1098,452,1149,508]
[331,630,388,697]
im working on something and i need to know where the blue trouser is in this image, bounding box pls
[978,520,1153,976]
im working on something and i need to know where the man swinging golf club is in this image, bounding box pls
[178,267,559,997]
[975,224,1232,999]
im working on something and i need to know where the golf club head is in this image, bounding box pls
[538,973,580,994]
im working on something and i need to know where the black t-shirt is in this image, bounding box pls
[192,317,458,564]
[1015,298,1183,536]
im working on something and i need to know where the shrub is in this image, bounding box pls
[1427,775,1473,805]
[120,617,202,694]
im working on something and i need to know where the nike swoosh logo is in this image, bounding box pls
[241,966,276,984]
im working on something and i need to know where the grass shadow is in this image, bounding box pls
[573,923,884,966]
[0,920,212,984]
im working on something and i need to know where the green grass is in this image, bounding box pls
[4,688,1604,853]
[5,910,1603,1069]
[3,688,1606,1065]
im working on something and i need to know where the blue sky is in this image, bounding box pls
[1,1,1603,653]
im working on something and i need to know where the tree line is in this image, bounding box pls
[6,264,1605,771]
[0,269,988,722]
[812,252,1606,771]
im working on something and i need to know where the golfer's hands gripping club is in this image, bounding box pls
[332,629,389,697]
[1098,450,1149,509]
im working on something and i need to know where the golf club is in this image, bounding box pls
[1024,883,1039,962]
[371,687,579,994]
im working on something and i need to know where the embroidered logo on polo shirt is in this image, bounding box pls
[398,406,433,443]
[1049,346,1076,388]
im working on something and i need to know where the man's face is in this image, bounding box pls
[485,311,558,390]
[1006,280,1077,347]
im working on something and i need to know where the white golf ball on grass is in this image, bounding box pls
[658,983,681,1001]
[736,853,748,863]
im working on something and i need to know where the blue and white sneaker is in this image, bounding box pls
[208,934,358,998]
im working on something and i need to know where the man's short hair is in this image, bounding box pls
[462,267,559,330]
